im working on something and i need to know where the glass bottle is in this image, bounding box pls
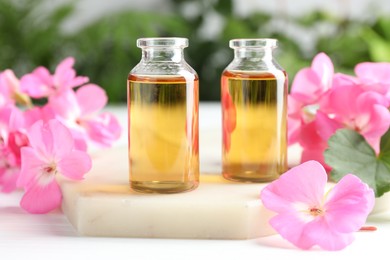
[221,39,288,182]
[127,38,199,193]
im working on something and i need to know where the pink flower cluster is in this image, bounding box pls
[0,57,121,213]
[288,53,390,169]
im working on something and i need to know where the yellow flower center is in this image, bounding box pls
[309,207,324,217]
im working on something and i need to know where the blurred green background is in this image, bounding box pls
[1,0,390,103]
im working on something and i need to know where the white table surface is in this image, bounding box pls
[1,102,389,260]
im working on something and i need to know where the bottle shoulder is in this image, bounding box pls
[129,60,197,78]
[225,58,285,73]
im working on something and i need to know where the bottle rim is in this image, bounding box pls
[137,37,188,48]
[229,38,277,49]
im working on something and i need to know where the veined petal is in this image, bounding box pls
[261,161,326,213]
[20,67,53,98]
[304,217,355,250]
[55,57,75,77]
[290,68,322,103]
[324,174,375,233]
[20,180,62,214]
[47,119,74,159]
[68,76,89,89]
[76,84,108,115]
[328,78,363,119]
[1,69,20,93]
[49,89,81,121]
[355,62,390,86]
[269,212,316,250]
[58,150,91,180]
[356,91,389,115]
[82,113,121,147]
[54,57,88,92]
[18,147,45,188]
[27,120,53,159]
[361,104,390,139]
[311,52,334,90]
[9,106,25,131]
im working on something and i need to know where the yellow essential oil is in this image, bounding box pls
[221,70,287,182]
[128,74,199,193]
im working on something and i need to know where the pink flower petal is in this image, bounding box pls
[55,57,75,76]
[356,91,389,115]
[304,217,355,250]
[298,121,323,149]
[18,147,45,188]
[287,116,301,145]
[20,180,62,214]
[54,57,89,92]
[350,62,390,102]
[261,161,326,212]
[21,105,56,130]
[47,119,75,158]
[26,120,53,158]
[25,119,74,164]
[1,69,20,93]
[69,75,89,89]
[0,166,20,193]
[315,111,342,141]
[54,57,76,89]
[363,105,390,152]
[287,95,303,117]
[7,131,29,161]
[269,213,315,250]
[82,113,122,147]
[324,174,375,233]
[327,76,363,118]
[311,52,334,90]
[362,104,390,138]
[300,145,331,172]
[76,84,108,115]
[20,67,52,98]
[58,150,91,180]
[8,106,25,131]
[70,129,88,151]
[290,68,322,103]
[49,90,81,121]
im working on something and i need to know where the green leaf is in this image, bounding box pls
[324,128,390,197]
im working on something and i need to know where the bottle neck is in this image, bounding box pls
[142,47,184,62]
[233,48,274,60]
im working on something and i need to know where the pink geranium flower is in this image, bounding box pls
[49,84,121,150]
[18,119,92,214]
[317,74,390,152]
[20,57,89,98]
[261,161,374,251]
[288,52,333,145]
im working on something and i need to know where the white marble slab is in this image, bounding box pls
[60,146,277,239]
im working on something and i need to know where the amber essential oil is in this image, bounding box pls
[221,70,287,182]
[128,74,199,193]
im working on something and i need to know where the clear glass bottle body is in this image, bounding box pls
[221,39,288,182]
[128,38,199,193]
